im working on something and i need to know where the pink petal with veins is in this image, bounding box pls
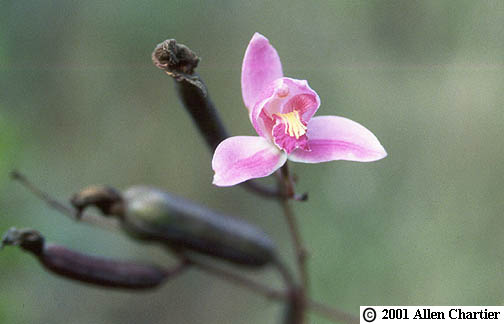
[288,116,387,163]
[241,33,283,111]
[212,136,287,186]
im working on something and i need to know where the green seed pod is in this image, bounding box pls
[71,185,276,267]
[121,186,276,267]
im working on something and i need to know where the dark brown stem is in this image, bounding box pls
[151,39,282,200]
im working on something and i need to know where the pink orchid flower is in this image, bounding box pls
[212,33,387,186]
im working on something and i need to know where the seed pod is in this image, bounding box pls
[122,186,276,267]
[39,245,169,289]
[71,185,277,267]
[2,228,169,290]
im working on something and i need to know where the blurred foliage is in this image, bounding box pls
[1,0,504,323]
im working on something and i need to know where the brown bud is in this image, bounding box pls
[70,185,124,218]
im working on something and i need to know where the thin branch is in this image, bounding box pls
[11,170,357,324]
[187,257,282,299]
[241,179,284,199]
[10,171,119,231]
[184,257,358,324]
[307,300,359,324]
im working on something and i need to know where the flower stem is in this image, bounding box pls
[280,193,309,289]
[279,163,309,323]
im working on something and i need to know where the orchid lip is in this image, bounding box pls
[274,110,307,140]
[250,77,321,142]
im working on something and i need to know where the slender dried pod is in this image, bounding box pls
[1,228,176,290]
[152,39,226,152]
[152,39,284,199]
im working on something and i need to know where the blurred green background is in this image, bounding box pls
[1,0,504,323]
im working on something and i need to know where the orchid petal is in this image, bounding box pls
[241,33,283,111]
[288,116,387,163]
[212,136,287,186]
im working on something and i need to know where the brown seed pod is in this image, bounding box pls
[39,245,169,289]
[2,228,170,290]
